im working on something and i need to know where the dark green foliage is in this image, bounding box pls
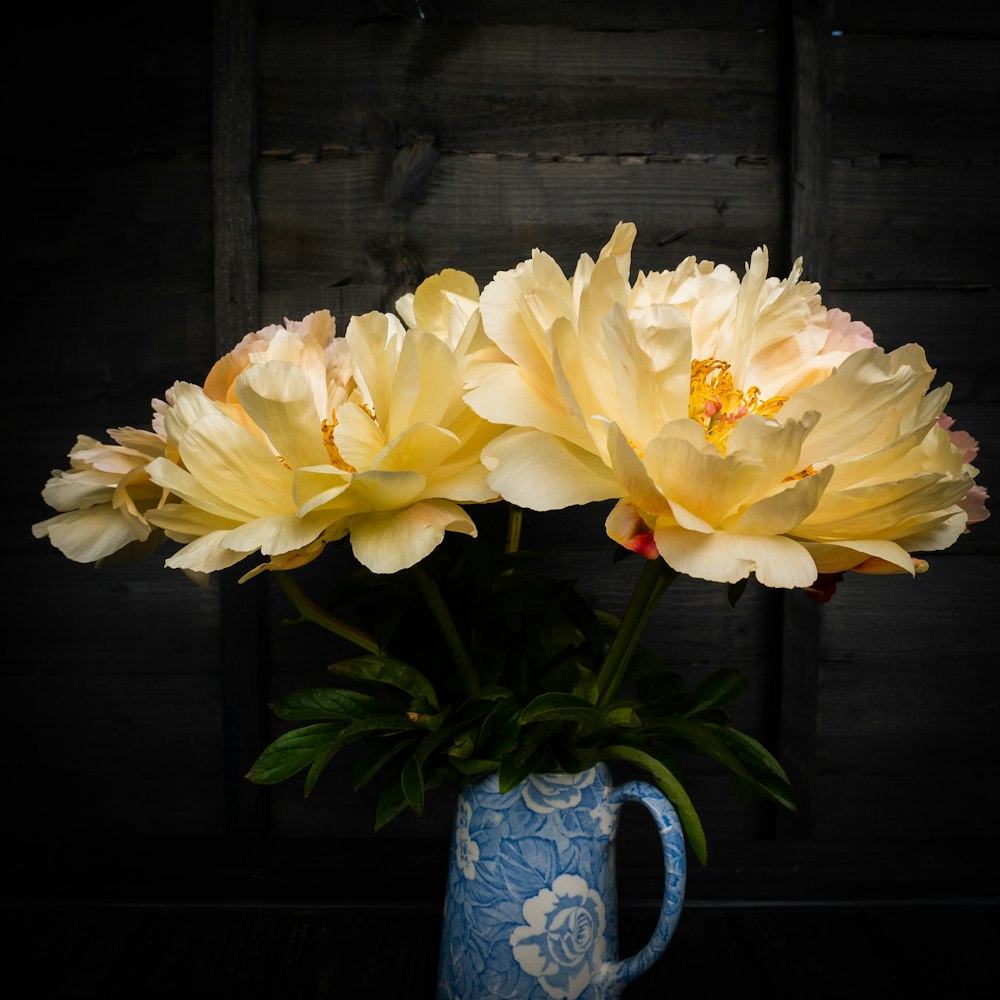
[246,509,795,865]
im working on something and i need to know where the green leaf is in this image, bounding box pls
[374,780,409,831]
[571,665,600,705]
[602,704,642,727]
[270,687,391,722]
[635,717,754,782]
[680,669,749,717]
[332,714,421,752]
[519,692,604,727]
[303,746,335,797]
[245,723,345,786]
[352,737,419,791]
[602,744,708,865]
[476,697,522,759]
[450,757,500,776]
[704,724,798,811]
[401,756,425,814]
[498,744,546,792]
[446,731,476,760]
[328,654,439,710]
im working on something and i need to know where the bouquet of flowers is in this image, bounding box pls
[32,223,987,865]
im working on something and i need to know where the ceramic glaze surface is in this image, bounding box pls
[436,764,686,999]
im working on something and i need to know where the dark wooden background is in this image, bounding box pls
[5,0,999,995]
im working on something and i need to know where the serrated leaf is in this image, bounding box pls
[328,654,439,710]
[245,723,345,785]
[602,744,708,865]
[270,687,391,722]
[519,692,603,727]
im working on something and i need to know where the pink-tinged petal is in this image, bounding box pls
[960,484,990,525]
[821,307,875,354]
[606,501,659,559]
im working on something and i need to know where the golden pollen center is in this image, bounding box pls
[688,358,786,455]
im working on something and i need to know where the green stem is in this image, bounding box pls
[412,566,479,697]
[595,558,677,712]
[275,571,379,654]
[505,505,523,555]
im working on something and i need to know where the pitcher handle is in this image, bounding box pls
[597,779,687,991]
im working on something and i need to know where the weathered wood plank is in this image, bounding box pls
[259,0,782,31]
[259,20,780,156]
[830,35,1000,160]
[257,153,787,294]
[828,162,999,286]
[831,0,1000,35]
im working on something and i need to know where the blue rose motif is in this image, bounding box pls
[521,771,596,814]
[509,873,607,1000]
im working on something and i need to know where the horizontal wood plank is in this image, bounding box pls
[259,20,779,156]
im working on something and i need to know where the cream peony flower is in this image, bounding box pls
[32,428,171,565]
[143,286,502,578]
[465,223,985,590]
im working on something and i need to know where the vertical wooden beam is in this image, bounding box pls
[778,0,833,838]
[213,0,268,837]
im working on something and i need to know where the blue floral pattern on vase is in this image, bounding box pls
[436,763,686,999]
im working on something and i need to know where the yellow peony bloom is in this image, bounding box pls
[465,223,986,590]
[142,286,501,578]
[32,428,171,565]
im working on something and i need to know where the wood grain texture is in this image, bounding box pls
[258,19,780,156]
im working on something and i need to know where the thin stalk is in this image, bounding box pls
[505,505,523,555]
[595,558,677,712]
[275,571,379,654]
[412,566,479,697]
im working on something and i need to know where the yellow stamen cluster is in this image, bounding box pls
[688,358,786,455]
[321,417,357,472]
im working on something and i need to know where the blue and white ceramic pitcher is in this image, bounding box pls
[436,763,686,999]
